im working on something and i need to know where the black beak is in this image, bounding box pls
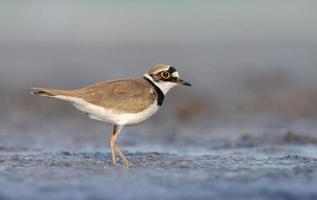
[178,79,192,86]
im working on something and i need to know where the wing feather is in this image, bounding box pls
[72,78,156,113]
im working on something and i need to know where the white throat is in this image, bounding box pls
[144,73,177,95]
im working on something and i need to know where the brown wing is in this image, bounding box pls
[72,78,156,113]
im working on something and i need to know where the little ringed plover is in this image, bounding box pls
[31,64,191,167]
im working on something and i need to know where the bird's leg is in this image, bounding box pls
[114,144,133,168]
[110,125,132,167]
[110,125,121,166]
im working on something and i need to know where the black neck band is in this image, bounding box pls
[144,76,165,106]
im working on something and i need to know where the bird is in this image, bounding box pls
[31,64,191,167]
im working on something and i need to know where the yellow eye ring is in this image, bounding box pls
[161,71,170,79]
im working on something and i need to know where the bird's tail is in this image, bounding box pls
[30,87,70,97]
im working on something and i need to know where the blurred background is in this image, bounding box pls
[1,1,317,199]
[1,0,317,151]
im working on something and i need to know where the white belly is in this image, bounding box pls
[55,95,159,126]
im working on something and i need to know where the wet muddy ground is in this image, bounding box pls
[1,114,317,200]
[1,147,317,200]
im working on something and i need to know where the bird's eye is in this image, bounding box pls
[160,71,170,79]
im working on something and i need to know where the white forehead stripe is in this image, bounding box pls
[152,67,170,74]
[172,71,179,78]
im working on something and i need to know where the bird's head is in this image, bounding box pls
[144,64,191,95]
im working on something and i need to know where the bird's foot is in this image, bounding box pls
[124,162,134,168]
